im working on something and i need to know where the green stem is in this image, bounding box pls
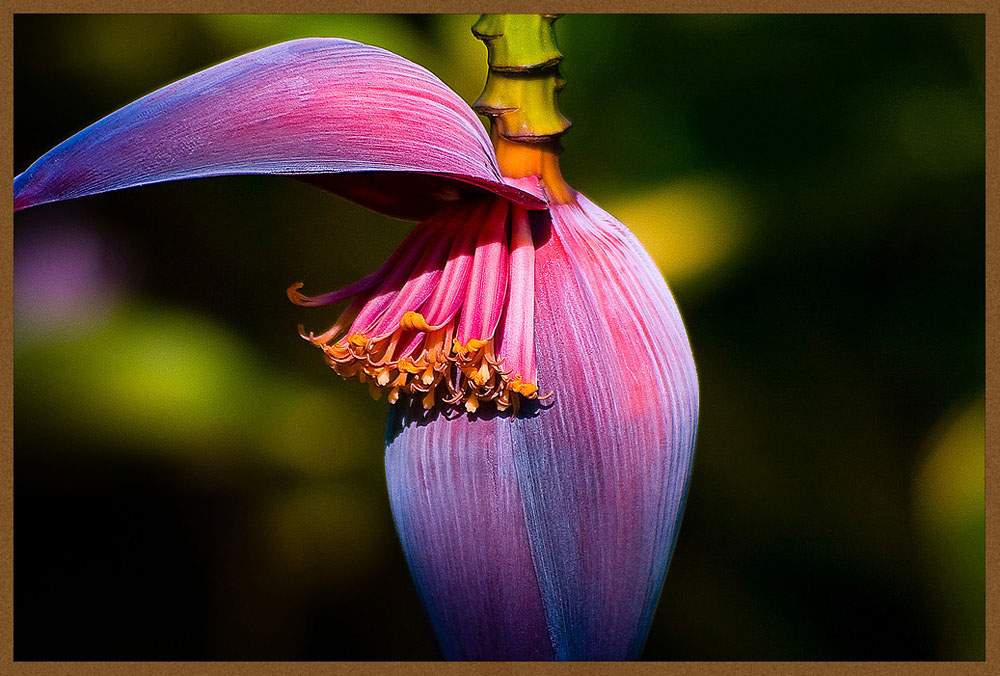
[472,14,571,143]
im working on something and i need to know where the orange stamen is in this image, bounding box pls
[400,311,435,332]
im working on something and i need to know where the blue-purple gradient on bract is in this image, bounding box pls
[386,196,697,660]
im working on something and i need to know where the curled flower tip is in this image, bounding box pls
[287,280,374,308]
[287,282,311,306]
[400,311,435,332]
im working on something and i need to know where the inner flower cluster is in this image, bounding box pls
[290,196,540,414]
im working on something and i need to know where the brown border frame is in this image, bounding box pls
[2,3,995,674]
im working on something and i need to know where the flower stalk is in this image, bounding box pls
[473,14,573,203]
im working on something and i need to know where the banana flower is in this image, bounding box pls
[14,16,699,661]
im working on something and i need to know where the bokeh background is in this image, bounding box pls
[13,14,985,660]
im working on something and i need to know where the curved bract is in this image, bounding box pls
[385,195,698,660]
[14,29,699,662]
[13,38,545,216]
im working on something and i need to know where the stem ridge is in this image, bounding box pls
[473,14,571,143]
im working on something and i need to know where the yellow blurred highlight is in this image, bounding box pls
[260,384,369,478]
[916,398,984,529]
[15,302,383,478]
[17,300,396,630]
[913,397,985,659]
[18,303,256,462]
[604,176,750,284]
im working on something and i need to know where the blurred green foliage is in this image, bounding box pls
[13,14,984,660]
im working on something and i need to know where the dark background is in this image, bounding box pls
[13,14,985,660]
